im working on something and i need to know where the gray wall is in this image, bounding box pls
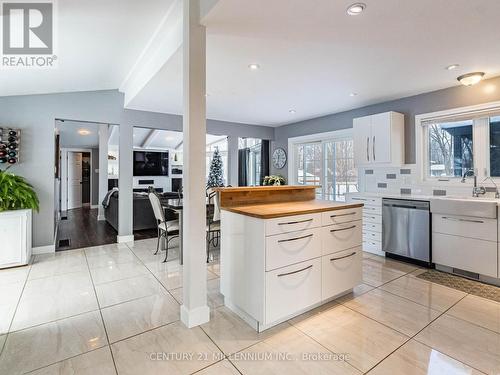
[272,76,500,179]
[0,90,274,248]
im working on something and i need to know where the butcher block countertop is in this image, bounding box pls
[222,200,363,219]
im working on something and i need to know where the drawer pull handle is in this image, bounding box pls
[277,264,313,277]
[278,218,313,226]
[442,216,484,224]
[330,212,356,218]
[330,252,357,261]
[330,225,356,233]
[352,198,367,201]
[278,234,313,243]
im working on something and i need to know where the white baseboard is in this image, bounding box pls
[180,304,210,328]
[117,235,134,243]
[33,244,55,255]
[91,205,99,209]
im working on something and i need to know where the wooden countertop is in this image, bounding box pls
[222,200,363,219]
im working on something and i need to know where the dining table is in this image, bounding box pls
[163,198,211,265]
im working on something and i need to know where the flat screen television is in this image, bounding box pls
[133,151,169,176]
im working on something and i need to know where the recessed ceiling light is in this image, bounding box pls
[446,64,460,71]
[347,3,366,15]
[457,72,485,86]
[78,129,90,135]
[289,109,296,114]
[350,92,358,97]
[248,63,260,70]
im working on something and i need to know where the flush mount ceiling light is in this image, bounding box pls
[349,92,358,97]
[446,64,460,71]
[457,72,485,86]
[248,63,260,70]
[347,3,366,15]
[78,129,90,135]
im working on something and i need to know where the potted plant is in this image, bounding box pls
[262,175,286,186]
[0,167,39,268]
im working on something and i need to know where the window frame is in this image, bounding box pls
[288,129,357,200]
[415,101,500,185]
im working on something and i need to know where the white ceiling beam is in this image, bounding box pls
[141,129,160,149]
[120,0,183,107]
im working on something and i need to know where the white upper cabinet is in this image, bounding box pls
[353,111,405,166]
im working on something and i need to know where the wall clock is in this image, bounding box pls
[272,147,287,169]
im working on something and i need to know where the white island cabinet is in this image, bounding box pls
[217,186,363,332]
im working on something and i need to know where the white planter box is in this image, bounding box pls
[0,209,32,269]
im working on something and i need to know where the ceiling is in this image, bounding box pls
[57,120,226,149]
[4,0,500,127]
[0,0,173,96]
[127,0,500,126]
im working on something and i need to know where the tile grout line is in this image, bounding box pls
[83,249,120,375]
[1,261,34,357]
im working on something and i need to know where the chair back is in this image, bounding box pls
[207,189,221,222]
[148,190,165,223]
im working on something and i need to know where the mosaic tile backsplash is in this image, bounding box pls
[360,165,499,198]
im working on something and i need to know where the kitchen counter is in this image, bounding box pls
[222,200,363,219]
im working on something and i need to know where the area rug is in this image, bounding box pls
[416,269,500,303]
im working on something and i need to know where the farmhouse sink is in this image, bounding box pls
[430,197,498,219]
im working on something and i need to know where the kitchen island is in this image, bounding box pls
[217,185,363,332]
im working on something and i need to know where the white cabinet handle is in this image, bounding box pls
[278,233,313,243]
[330,225,356,233]
[330,251,357,261]
[442,216,484,224]
[278,218,313,226]
[352,197,367,201]
[277,264,313,277]
[330,212,356,218]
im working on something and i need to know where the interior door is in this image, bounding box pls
[370,112,391,164]
[353,116,371,166]
[67,152,83,210]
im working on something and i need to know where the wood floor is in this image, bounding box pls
[56,207,157,251]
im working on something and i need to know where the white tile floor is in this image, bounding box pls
[0,238,498,374]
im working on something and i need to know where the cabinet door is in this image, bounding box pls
[353,116,372,166]
[370,112,392,164]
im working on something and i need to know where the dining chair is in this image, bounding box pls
[148,188,180,262]
[206,188,221,262]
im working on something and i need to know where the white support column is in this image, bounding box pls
[97,124,109,221]
[181,0,209,328]
[227,136,239,186]
[118,122,134,243]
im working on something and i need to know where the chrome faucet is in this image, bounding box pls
[461,169,486,197]
[482,176,500,199]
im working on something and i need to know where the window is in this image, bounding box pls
[292,131,358,201]
[418,102,500,181]
[427,120,473,178]
[206,137,228,184]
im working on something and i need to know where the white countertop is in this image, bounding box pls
[348,192,500,205]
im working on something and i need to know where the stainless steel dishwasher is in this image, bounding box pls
[382,198,431,266]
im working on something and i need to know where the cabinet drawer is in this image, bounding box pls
[348,196,382,206]
[363,214,382,224]
[322,221,362,256]
[322,248,362,300]
[265,258,321,324]
[266,213,321,236]
[363,240,382,253]
[363,205,382,215]
[433,233,497,278]
[363,230,381,242]
[363,222,381,233]
[432,214,497,242]
[266,228,322,271]
[322,208,362,226]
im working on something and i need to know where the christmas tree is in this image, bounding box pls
[207,147,224,187]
